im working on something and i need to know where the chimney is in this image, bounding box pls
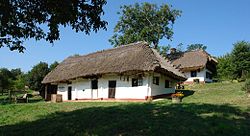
[170,48,177,54]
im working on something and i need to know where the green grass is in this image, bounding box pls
[0,82,249,136]
[183,82,250,108]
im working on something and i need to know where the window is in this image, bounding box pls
[91,79,98,89]
[132,78,143,87]
[191,71,197,77]
[165,80,170,88]
[138,78,143,86]
[153,77,159,85]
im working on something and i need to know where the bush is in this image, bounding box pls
[242,78,250,93]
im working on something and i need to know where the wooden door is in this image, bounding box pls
[68,86,72,100]
[108,81,116,98]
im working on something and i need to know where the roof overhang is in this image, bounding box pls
[180,65,205,72]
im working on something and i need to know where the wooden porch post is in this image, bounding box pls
[45,84,48,101]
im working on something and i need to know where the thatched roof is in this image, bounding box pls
[169,50,218,71]
[42,42,186,84]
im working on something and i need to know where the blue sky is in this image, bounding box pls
[0,0,250,72]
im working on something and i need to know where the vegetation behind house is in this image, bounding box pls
[0,61,59,95]
[217,41,250,81]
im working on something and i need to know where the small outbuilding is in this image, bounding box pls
[42,42,186,101]
[168,49,217,84]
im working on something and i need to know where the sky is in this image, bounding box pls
[0,0,250,72]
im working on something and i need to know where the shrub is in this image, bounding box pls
[242,78,250,93]
[171,92,184,98]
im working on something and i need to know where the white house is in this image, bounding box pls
[168,49,217,84]
[42,42,186,101]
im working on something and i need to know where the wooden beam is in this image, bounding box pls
[45,84,48,101]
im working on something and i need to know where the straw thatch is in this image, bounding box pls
[42,42,186,84]
[168,50,218,71]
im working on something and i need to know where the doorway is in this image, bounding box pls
[108,80,116,98]
[68,86,72,100]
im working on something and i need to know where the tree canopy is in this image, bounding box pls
[0,61,60,96]
[217,41,250,80]
[26,62,50,92]
[109,2,181,48]
[217,54,235,80]
[0,0,107,52]
[49,61,59,71]
[187,44,207,51]
[231,41,250,79]
[157,45,171,58]
[0,68,25,94]
[0,68,13,94]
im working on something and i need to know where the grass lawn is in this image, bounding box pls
[0,82,249,136]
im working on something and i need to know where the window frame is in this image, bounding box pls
[165,80,170,88]
[132,78,143,87]
[91,79,98,89]
[153,77,159,85]
[191,71,197,77]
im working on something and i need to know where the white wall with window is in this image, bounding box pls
[57,83,68,100]
[150,72,176,96]
[183,67,213,83]
[56,72,177,101]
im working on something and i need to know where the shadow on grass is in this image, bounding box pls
[0,102,249,136]
[0,94,9,105]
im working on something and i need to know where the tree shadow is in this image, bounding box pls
[0,94,9,105]
[0,102,249,136]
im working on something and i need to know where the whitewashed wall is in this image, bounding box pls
[57,83,68,101]
[57,74,150,100]
[183,67,213,83]
[183,68,206,83]
[56,72,177,101]
[73,79,92,99]
[150,72,176,96]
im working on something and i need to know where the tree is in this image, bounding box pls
[26,62,50,92]
[109,2,181,49]
[157,45,171,58]
[10,68,22,79]
[176,43,184,52]
[187,44,207,51]
[0,0,107,52]
[0,68,13,95]
[49,61,59,71]
[13,74,26,91]
[231,41,250,79]
[242,78,250,94]
[216,54,235,80]
[216,41,250,81]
